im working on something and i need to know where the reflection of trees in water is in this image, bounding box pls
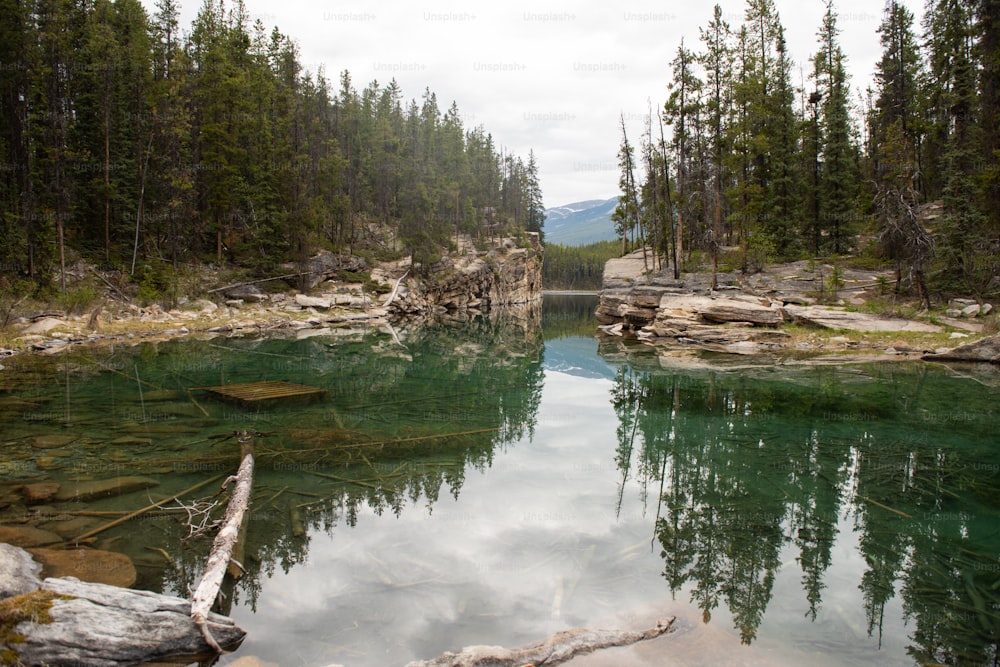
[611,365,999,663]
[542,293,601,340]
[147,308,546,611]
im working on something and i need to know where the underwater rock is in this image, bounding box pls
[31,434,77,449]
[35,456,62,471]
[42,516,103,540]
[0,525,62,548]
[27,547,137,587]
[22,482,60,504]
[54,476,159,502]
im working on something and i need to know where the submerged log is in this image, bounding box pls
[12,577,245,667]
[404,616,676,667]
[190,430,255,652]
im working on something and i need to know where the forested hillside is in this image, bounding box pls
[0,0,544,295]
[614,0,999,300]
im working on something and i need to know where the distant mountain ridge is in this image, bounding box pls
[544,197,619,246]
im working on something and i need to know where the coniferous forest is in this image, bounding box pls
[0,0,545,295]
[614,0,1000,300]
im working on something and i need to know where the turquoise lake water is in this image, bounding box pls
[1,294,997,666]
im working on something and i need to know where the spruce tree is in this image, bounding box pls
[612,115,639,257]
[663,40,701,272]
[813,0,858,255]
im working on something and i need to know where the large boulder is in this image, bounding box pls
[0,543,42,598]
[11,577,245,666]
[923,334,1000,363]
[223,284,268,303]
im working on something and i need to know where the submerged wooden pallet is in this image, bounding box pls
[197,380,327,406]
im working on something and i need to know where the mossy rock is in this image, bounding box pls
[0,589,68,666]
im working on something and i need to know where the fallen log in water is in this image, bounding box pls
[403,616,676,667]
[6,576,245,666]
[190,430,256,652]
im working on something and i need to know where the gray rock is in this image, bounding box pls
[782,305,943,333]
[295,293,332,309]
[223,284,268,302]
[983,303,994,316]
[699,299,784,326]
[13,577,245,666]
[962,304,982,318]
[0,543,42,598]
[924,334,1000,363]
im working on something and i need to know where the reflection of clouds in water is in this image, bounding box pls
[222,357,997,667]
[228,368,639,665]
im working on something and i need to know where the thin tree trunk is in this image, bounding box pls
[131,135,154,276]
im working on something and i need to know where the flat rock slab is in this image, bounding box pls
[55,475,159,502]
[782,305,943,333]
[0,525,63,548]
[13,577,245,667]
[603,251,653,283]
[699,300,784,326]
[32,434,77,449]
[28,547,137,587]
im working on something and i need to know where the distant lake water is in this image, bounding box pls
[1,293,997,666]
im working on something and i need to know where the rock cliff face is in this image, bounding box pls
[387,234,543,314]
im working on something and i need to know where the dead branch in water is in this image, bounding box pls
[72,474,225,542]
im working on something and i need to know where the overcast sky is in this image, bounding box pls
[152,0,924,208]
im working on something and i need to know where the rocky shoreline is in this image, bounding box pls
[1,235,543,362]
[595,250,999,364]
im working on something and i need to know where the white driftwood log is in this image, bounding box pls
[190,431,255,652]
[403,616,676,667]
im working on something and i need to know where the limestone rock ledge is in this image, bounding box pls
[595,250,964,356]
[386,234,543,314]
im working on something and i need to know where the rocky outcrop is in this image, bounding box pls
[291,250,368,289]
[596,249,986,357]
[387,235,543,314]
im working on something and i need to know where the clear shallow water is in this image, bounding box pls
[1,295,998,666]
